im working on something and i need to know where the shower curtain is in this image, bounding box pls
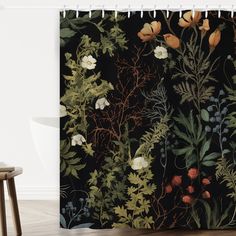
[60,10,236,230]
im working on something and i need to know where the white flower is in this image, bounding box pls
[71,134,86,146]
[154,46,168,59]
[60,105,67,117]
[95,97,110,110]
[131,157,148,170]
[81,55,97,70]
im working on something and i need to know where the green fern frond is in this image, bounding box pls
[173,82,196,104]
[216,157,236,201]
[139,117,169,154]
[142,84,172,123]
[225,65,236,137]
[114,118,168,229]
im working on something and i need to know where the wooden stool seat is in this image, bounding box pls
[0,167,22,236]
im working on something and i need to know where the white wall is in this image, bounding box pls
[0,8,59,200]
[0,0,234,200]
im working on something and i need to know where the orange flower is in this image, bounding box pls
[202,191,211,199]
[182,195,193,204]
[137,21,161,42]
[187,186,195,193]
[165,184,173,193]
[171,175,182,186]
[178,11,202,28]
[163,34,180,49]
[202,178,211,185]
[199,19,210,32]
[209,29,221,48]
[188,168,199,180]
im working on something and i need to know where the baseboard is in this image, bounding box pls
[11,186,59,200]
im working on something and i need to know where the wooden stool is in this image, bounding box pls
[0,168,23,236]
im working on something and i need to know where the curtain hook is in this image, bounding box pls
[192,5,195,18]
[128,4,131,18]
[114,4,118,19]
[140,4,143,18]
[89,5,92,18]
[102,5,105,18]
[153,4,156,18]
[218,5,221,18]
[205,5,208,18]
[76,5,79,18]
[166,4,169,19]
[63,5,66,18]
[231,5,234,18]
[179,4,182,18]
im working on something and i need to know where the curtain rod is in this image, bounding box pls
[0,4,235,12]
[0,4,235,14]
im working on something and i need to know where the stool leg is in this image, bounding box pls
[0,180,7,236]
[7,178,22,236]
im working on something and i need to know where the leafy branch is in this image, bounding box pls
[114,118,169,229]
[173,110,219,170]
[173,30,219,112]
[60,139,86,178]
[216,157,236,201]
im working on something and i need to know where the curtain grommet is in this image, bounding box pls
[179,5,182,18]
[231,5,234,18]
[140,4,143,18]
[89,5,92,18]
[102,5,105,18]
[114,4,118,19]
[192,4,195,18]
[63,5,66,18]
[218,5,221,18]
[76,5,79,18]
[128,5,131,18]
[205,5,208,18]
[153,5,156,18]
[166,4,169,18]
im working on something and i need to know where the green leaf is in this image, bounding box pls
[60,214,67,228]
[71,169,78,178]
[74,164,86,171]
[60,38,66,47]
[71,223,94,229]
[201,109,209,122]
[200,139,211,160]
[114,206,128,219]
[173,146,194,156]
[203,152,219,161]
[60,28,77,38]
[200,200,212,228]
[174,127,192,144]
[128,173,142,185]
[202,160,216,167]
[186,154,197,168]
[82,143,94,156]
[222,149,230,155]
[191,208,201,228]
[67,158,80,165]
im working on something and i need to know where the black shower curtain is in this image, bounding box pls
[60,10,236,230]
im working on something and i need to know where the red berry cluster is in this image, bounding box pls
[165,168,211,204]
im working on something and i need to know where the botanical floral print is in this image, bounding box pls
[60,10,236,230]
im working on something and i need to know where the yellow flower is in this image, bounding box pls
[209,29,221,47]
[163,34,180,49]
[178,11,202,28]
[137,21,161,42]
[199,19,210,32]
